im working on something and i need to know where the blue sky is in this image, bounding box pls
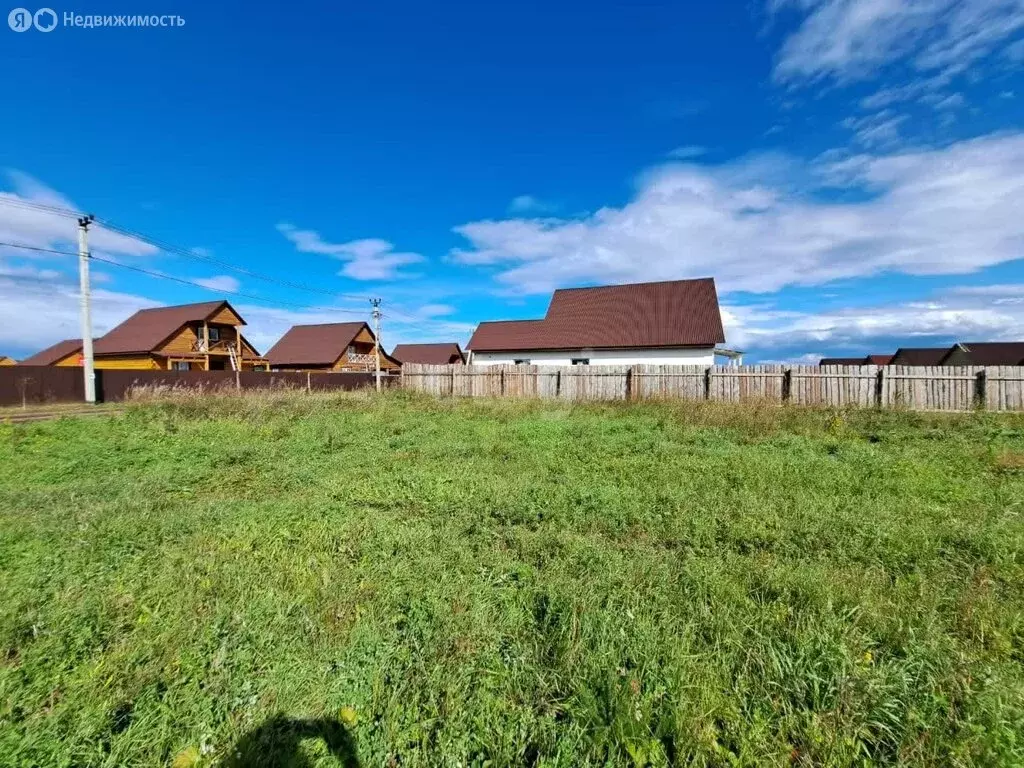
[1,0,1023,361]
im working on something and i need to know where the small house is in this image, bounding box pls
[940,342,1024,366]
[265,322,400,372]
[18,339,89,367]
[90,300,268,370]
[391,343,465,365]
[466,278,738,366]
[888,347,950,366]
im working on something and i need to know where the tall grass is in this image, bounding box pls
[0,392,1022,766]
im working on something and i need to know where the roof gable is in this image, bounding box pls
[467,278,725,352]
[265,322,369,366]
[819,357,868,366]
[391,343,465,364]
[19,338,85,366]
[943,342,1024,366]
[94,301,242,356]
[889,347,951,366]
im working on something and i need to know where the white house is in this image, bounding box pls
[466,278,741,366]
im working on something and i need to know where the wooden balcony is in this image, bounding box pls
[192,339,238,354]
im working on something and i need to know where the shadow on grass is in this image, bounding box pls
[223,714,359,767]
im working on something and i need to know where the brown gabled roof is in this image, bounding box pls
[467,278,725,352]
[865,354,894,366]
[93,300,244,356]
[19,338,86,366]
[819,357,869,366]
[889,347,950,366]
[265,322,369,366]
[391,343,465,365]
[942,342,1024,366]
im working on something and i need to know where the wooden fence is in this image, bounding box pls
[402,363,1024,412]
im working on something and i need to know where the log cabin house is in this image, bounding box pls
[89,300,268,370]
[265,322,400,372]
[0,355,16,366]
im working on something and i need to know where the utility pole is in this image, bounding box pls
[371,298,382,392]
[78,215,96,403]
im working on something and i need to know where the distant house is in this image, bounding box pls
[18,338,89,367]
[90,300,268,371]
[265,322,400,372]
[819,357,868,366]
[466,278,737,366]
[940,342,1024,366]
[888,347,950,366]
[820,354,893,366]
[391,343,465,365]
[0,355,16,366]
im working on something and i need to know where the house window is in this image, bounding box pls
[171,361,190,371]
[571,358,590,366]
[207,327,220,342]
[347,345,356,357]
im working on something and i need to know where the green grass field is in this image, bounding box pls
[1,392,1023,767]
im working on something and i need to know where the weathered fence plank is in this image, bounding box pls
[986,366,1024,412]
[632,365,706,401]
[559,365,629,401]
[789,365,878,408]
[881,366,981,411]
[708,365,786,403]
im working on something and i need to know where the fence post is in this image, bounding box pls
[875,367,884,408]
[555,369,561,399]
[782,367,792,403]
[306,372,311,393]
[625,366,633,401]
[500,367,506,396]
[975,368,987,410]
[703,367,710,400]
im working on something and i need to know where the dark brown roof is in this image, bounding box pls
[819,357,868,366]
[265,322,369,366]
[19,338,86,366]
[865,354,894,366]
[93,301,243,356]
[943,342,1024,366]
[467,278,725,352]
[889,347,950,366]
[391,343,465,365]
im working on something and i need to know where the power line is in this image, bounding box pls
[0,196,83,219]
[0,200,467,330]
[0,197,379,302]
[95,217,378,302]
[0,242,78,257]
[0,240,370,316]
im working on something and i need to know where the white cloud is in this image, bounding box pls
[667,145,708,159]
[924,91,966,109]
[451,132,1024,296]
[0,272,158,355]
[508,195,558,215]
[0,171,158,258]
[276,223,423,280]
[193,275,241,293]
[725,283,1024,355]
[841,110,908,147]
[772,0,1024,85]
